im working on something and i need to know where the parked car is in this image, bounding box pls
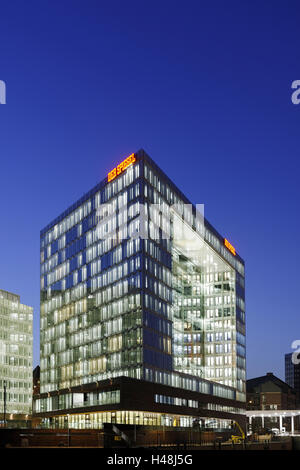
[271,428,279,435]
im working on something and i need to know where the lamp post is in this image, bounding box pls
[3,380,7,428]
[134,414,139,445]
[67,414,70,447]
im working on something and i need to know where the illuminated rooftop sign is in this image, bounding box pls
[224,238,236,256]
[107,153,136,182]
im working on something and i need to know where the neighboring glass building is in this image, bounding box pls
[0,289,33,426]
[34,149,246,430]
[285,353,300,405]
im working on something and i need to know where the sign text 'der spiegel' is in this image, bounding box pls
[224,238,236,256]
[107,153,136,182]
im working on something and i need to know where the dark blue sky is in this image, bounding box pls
[0,0,299,379]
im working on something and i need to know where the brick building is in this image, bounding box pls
[247,372,296,411]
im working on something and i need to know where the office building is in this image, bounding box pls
[33,366,40,396]
[33,149,246,431]
[0,289,33,427]
[285,352,300,405]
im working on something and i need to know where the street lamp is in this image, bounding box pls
[134,413,139,445]
[3,380,7,428]
[67,414,70,447]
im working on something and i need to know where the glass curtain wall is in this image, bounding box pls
[171,213,238,390]
[0,290,33,415]
[40,163,143,393]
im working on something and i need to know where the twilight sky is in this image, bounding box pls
[0,0,299,379]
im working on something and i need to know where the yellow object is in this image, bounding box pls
[231,421,245,444]
[224,238,236,256]
[108,153,136,182]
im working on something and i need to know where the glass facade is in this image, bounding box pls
[39,150,246,416]
[0,289,33,416]
[285,352,300,402]
[40,410,235,431]
[34,389,120,414]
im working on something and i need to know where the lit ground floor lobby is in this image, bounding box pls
[36,409,235,431]
[246,410,300,434]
